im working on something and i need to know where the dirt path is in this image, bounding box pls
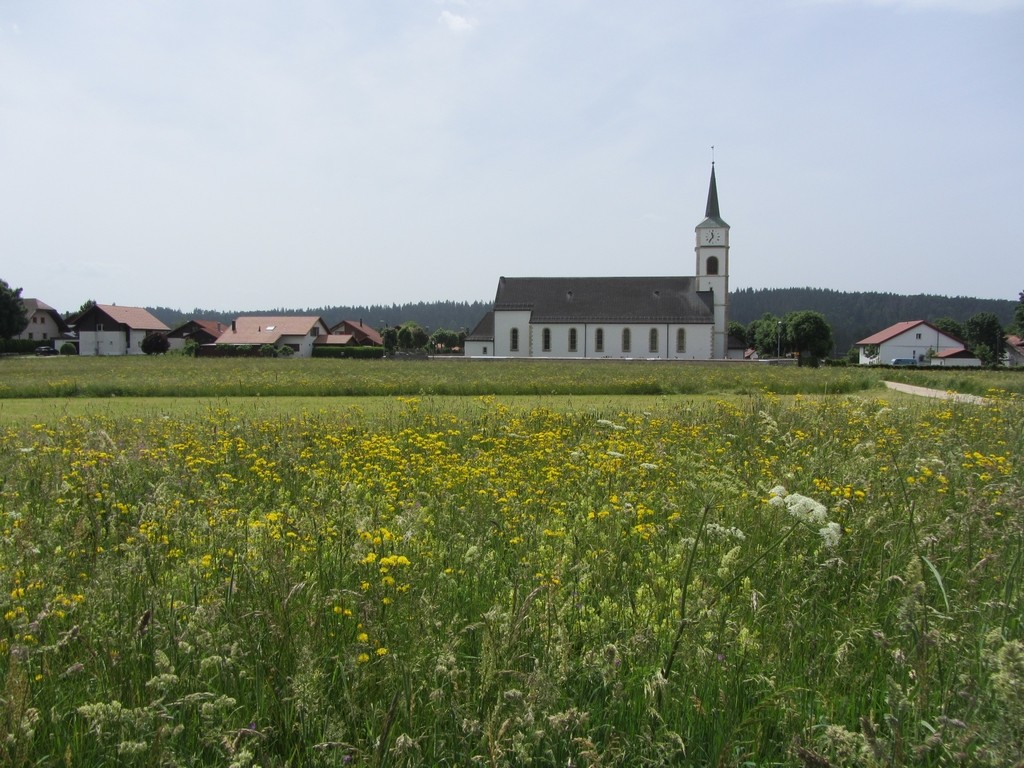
[883,380,988,405]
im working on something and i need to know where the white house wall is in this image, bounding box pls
[879,328,963,364]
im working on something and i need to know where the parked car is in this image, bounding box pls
[34,345,58,356]
[890,358,917,366]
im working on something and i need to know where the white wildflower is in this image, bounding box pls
[606,450,625,458]
[785,493,828,525]
[639,462,658,470]
[819,522,842,549]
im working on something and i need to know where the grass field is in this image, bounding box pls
[1,360,1022,766]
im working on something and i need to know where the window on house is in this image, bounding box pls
[510,327,519,352]
[706,256,719,275]
[915,333,922,339]
[96,323,104,331]
[649,328,658,353]
[542,327,551,352]
[622,328,631,353]
[676,328,686,353]
[568,328,577,352]
[595,328,604,353]
[28,332,34,339]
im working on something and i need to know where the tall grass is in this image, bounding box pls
[1,391,1021,765]
[0,357,894,399]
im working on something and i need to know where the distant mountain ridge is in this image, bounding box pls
[147,289,1017,356]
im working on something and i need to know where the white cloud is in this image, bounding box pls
[439,10,476,33]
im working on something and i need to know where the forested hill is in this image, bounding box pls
[148,289,1017,356]
[730,288,1017,355]
[147,300,492,336]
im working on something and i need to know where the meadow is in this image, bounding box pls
[0,360,1022,766]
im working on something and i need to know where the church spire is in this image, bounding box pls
[705,162,720,220]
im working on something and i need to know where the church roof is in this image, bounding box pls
[466,310,495,341]
[493,276,715,324]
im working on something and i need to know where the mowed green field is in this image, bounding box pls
[1,359,1022,766]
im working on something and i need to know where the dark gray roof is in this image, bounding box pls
[493,276,714,324]
[466,310,495,341]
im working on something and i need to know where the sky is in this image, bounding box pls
[2,0,1022,313]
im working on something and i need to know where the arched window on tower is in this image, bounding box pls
[706,256,719,275]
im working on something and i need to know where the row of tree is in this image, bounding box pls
[733,295,1024,365]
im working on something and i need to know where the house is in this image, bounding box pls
[328,319,384,347]
[1006,335,1024,368]
[215,316,331,357]
[15,299,69,344]
[464,164,730,359]
[166,319,229,351]
[931,347,982,367]
[854,320,976,366]
[72,304,169,356]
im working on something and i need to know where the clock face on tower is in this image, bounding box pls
[704,229,723,245]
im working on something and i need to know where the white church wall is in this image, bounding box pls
[493,311,533,356]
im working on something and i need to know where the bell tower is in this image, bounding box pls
[695,162,730,358]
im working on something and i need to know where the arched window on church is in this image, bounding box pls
[568,328,578,352]
[595,328,604,353]
[542,327,551,352]
[706,256,719,275]
[676,328,686,353]
[510,327,519,352]
[622,328,631,354]
[649,328,658,354]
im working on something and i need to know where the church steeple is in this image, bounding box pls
[705,162,720,220]
[701,162,727,226]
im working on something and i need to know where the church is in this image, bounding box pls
[463,165,732,359]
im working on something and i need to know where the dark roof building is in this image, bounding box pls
[464,165,732,359]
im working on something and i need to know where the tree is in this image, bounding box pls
[382,327,398,355]
[964,312,1005,366]
[0,278,29,340]
[932,317,965,341]
[429,328,462,353]
[746,313,784,358]
[727,321,747,347]
[1014,291,1024,336]
[397,322,429,350]
[66,299,96,321]
[141,332,170,355]
[784,310,834,366]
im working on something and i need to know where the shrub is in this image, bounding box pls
[60,342,78,355]
[312,345,385,359]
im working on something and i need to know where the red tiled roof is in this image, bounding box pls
[856,320,929,346]
[96,304,169,331]
[217,316,327,345]
[935,347,974,359]
[193,320,228,337]
[315,334,355,346]
[331,320,383,346]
